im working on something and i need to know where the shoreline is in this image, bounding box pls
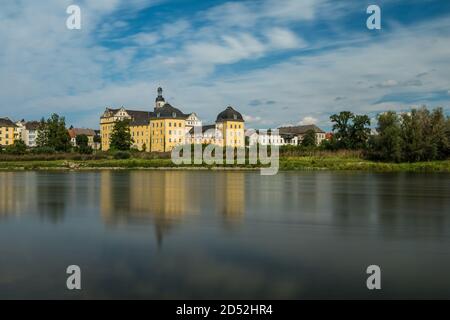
[0,157,449,172]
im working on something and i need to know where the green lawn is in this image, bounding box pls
[0,156,449,172]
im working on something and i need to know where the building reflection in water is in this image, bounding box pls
[0,172,36,218]
[100,170,246,244]
[215,172,245,228]
[100,171,195,247]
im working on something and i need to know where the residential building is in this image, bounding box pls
[278,125,326,146]
[247,129,286,146]
[0,118,18,147]
[247,125,326,147]
[68,127,100,150]
[20,121,41,147]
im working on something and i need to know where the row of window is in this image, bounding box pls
[152,122,183,128]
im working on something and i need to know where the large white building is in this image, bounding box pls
[247,125,326,147]
[16,120,40,147]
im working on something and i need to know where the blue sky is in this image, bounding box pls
[1,0,450,130]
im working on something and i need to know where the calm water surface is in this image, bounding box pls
[1,170,450,299]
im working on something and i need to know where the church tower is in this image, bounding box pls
[155,87,165,109]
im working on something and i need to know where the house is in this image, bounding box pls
[68,127,100,149]
[22,121,41,147]
[278,125,326,146]
[246,129,286,146]
[0,118,18,147]
[246,125,326,147]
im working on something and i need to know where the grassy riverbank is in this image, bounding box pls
[0,156,449,172]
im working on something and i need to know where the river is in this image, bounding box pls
[0,170,449,299]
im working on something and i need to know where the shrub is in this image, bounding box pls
[31,146,56,154]
[5,140,27,155]
[114,151,131,159]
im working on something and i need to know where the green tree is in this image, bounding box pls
[5,139,27,155]
[36,117,49,148]
[76,134,93,154]
[93,134,101,144]
[330,111,371,149]
[429,107,449,159]
[330,111,354,149]
[349,115,371,149]
[368,111,402,162]
[446,116,450,157]
[47,114,71,152]
[76,134,89,148]
[400,107,436,162]
[301,129,317,147]
[110,119,132,151]
[37,114,70,152]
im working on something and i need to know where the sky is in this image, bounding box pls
[1,0,450,131]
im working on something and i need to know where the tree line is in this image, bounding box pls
[105,106,450,163]
[323,106,450,162]
[2,107,449,163]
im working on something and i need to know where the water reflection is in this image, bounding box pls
[216,172,245,227]
[1,171,450,299]
[100,171,246,244]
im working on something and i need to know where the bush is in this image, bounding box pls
[31,146,56,154]
[5,140,27,155]
[77,145,93,155]
[113,151,131,159]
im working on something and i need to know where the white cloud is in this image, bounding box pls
[298,116,318,126]
[184,33,266,65]
[266,28,306,49]
[243,114,270,126]
[161,20,190,38]
[131,32,160,46]
[0,0,449,131]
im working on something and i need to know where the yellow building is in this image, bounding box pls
[215,106,245,148]
[100,107,152,151]
[0,118,18,147]
[100,87,245,152]
[150,103,187,152]
[186,107,246,147]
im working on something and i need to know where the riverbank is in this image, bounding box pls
[0,156,449,172]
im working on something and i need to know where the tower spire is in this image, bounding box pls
[155,86,165,109]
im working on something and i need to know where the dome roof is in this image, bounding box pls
[216,106,244,122]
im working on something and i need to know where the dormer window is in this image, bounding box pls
[157,113,160,118]
[233,114,237,120]
[172,112,177,118]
